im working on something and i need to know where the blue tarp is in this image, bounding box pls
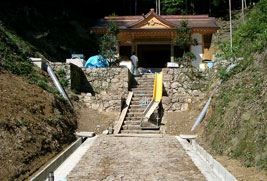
[84,55,109,68]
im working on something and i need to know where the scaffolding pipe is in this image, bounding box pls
[191,64,237,131]
[45,64,73,108]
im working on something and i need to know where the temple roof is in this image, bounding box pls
[92,8,219,32]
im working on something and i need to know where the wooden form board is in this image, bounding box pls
[114,91,133,134]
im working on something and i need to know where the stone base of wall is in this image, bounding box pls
[80,92,123,112]
[48,62,213,113]
[71,65,130,112]
[162,68,208,112]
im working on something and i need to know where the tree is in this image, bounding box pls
[174,20,198,64]
[161,0,186,15]
[100,14,120,66]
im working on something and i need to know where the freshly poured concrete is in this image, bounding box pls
[67,135,206,180]
[50,136,97,181]
[41,135,235,181]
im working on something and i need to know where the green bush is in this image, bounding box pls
[216,0,267,61]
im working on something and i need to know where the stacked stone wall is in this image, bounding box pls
[161,68,209,112]
[71,65,130,112]
[47,62,212,113]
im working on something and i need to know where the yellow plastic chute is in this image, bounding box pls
[153,72,163,102]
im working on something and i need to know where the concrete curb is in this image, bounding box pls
[176,136,237,181]
[30,137,84,181]
[52,136,98,180]
[191,140,237,181]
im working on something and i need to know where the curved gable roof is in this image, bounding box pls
[127,8,176,28]
[91,9,219,32]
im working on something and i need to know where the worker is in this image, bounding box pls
[130,51,138,75]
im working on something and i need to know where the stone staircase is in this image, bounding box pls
[120,74,161,134]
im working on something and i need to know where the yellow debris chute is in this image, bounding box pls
[153,72,163,102]
[143,72,163,120]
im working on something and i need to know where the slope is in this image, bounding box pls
[198,0,267,176]
[0,21,77,180]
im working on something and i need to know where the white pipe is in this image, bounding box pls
[45,64,73,108]
[191,64,237,131]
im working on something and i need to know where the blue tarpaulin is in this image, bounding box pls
[84,55,109,68]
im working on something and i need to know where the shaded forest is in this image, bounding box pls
[0,0,260,61]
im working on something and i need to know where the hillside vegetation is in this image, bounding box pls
[199,0,266,171]
[0,21,77,180]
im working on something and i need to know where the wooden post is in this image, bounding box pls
[229,0,233,53]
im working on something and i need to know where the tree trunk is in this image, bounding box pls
[158,0,160,15]
[229,0,233,52]
[156,0,158,14]
[242,0,245,23]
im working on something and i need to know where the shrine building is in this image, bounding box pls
[91,8,219,69]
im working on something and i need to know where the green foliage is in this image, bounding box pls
[161,0,186,15]
[216,0,267,61]
[2,60,33,75]
[100,14,120,66]
[56,68,68,87]
[29,72,58,95]
[56,68,66,77]
[174,20,198,64]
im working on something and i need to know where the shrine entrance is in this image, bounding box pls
[137,44,170,68]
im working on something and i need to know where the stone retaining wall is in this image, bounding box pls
[48,62,211,113]
[161,68,209,112]
[71,65,130,112]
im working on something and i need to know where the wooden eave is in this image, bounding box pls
[127,8,176,28]
[91,9,220,35]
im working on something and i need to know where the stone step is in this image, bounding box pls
[133,74,155,78]
[132,89,153,93]
[124,121,141,125]
[129,105,148,108]
[126,112,143,117]
[122,125,141,130]
[131,80,154,83]
[130,100,149,105]
[124,117,142,121]
[131,96,152,101]
[131,81,154,85]
[130,87,154,91]
[132,80,154,83]
[128,108,146,112]
[130,84,154,88]
[133,93,153,97]
[132,92,153,96]
[120,130,161,134]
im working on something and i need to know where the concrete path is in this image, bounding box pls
[67,135,206,181]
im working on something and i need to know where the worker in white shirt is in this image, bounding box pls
[130,51,138,75]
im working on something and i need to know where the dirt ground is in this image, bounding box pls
[163,101,204,136]
[74,103,119,135]
[163,98,267,181]
[0,69,77,181]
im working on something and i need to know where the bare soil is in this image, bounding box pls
[75,103,119,135]
[163,101,205,136]
[164,92,267,180]
[0,69,77,181]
